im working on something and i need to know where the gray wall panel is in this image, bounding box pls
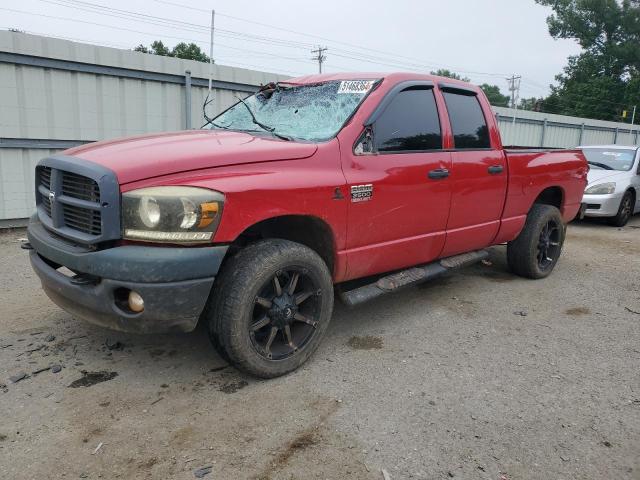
[0,31,289,220]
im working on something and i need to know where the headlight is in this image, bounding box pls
[122,186,224,244]
[585,182,616,195]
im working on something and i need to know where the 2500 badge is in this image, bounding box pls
[350,184,373,202]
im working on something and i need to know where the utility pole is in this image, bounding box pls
[506,74,522,129]
[631,105,636,126]
[208,9,215,96]
[506,74,522,109]
[311,46,327,74]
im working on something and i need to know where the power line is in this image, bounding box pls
[29,0,513,80]
[1,10,303,75]
[10,0,564,93]
[147,0,511,78]
[1,7,312,67]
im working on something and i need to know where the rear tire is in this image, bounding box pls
[607,190,634,227]
[507,204,565,279]
[206,239,334,378]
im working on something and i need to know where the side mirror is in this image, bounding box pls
[354,126,374,155]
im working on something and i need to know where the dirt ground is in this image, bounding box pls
[0,215,639,480]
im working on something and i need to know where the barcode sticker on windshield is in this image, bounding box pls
[338,80,376,94]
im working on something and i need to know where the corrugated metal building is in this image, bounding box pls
[494,107,639,148]
[0,31,287,224]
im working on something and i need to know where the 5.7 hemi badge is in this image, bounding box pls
[350,184,373,202]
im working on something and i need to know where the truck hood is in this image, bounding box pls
[65,130,318,184]
[586,168,629,186]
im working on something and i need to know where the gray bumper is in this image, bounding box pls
[582,192,623,217]
[27,217,228,334]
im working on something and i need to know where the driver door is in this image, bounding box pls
[340,83,452,280]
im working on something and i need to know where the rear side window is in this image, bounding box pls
[374,88,442,152]
[443,92,491,149]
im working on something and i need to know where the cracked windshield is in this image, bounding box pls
[208,80,378,141]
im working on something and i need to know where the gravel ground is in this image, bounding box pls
[0,216,638,480]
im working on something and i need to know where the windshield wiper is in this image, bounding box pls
[235,96,292,141]
[587,161,614,170]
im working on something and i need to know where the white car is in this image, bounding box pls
[580,145,640,226]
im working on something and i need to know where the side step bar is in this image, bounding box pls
[338,250,489,307]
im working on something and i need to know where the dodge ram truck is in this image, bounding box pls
[26,73,588,378]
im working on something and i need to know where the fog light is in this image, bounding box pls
[128,291,144,313]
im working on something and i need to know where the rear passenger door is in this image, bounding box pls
[439,86,508,256]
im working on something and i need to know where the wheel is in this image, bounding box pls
[607,190,634,227]
[206,239,334,378]
[507,204,565,279]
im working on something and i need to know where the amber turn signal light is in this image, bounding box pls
[197,202,219,228]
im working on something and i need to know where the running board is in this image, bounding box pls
[338,250,489,307]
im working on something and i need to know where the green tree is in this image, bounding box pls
[479,83,510,107]
[535,0,640,121]
[430,69,471,82]
[519,97,546,112]
[134,41,210,63]
[172,42,210,63]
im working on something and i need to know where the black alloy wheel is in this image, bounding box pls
[536,219,562,271]
[250,268,321,360]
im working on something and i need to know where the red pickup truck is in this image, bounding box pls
[26,73,588,377]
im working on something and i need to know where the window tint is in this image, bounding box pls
[442,92,491,149]
[374,88,442,152]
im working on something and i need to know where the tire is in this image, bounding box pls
[206,239,334,378]
[607,190,634,227]
[507,204,565,279]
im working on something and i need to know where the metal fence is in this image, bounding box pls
[0,31,287,223]
[2,31,640,224]
[494,106,640,148]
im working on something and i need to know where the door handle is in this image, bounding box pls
[488,165,504,174]
[428,168,449,180]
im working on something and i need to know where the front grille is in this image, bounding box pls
[62,204,102,235]
[40,166,52,190]
[41,195,52,217]
[37,165,105,240]
[35,156,120,245]
[61,171,100,203]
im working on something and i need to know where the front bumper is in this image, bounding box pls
[582,192,623,217]
[27,217,228,334]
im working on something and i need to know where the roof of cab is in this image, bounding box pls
[281,72,480,92]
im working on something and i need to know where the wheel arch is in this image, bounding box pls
[532,186,564,211]
[228,215,336,274]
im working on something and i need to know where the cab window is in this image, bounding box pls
[442,91,491,149]
[373,87,442,153]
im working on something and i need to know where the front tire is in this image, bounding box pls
[507,204,565,279]
[206,239,334,378]
[607,191,634,227]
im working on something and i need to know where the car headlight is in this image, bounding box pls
[122,186,224,244]
[585,182,616,195]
